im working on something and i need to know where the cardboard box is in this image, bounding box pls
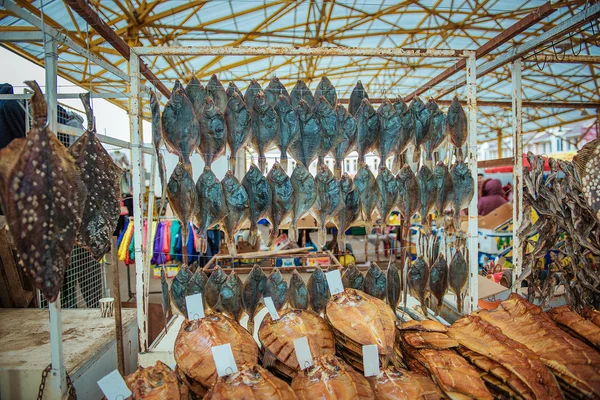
[479,203,512,230]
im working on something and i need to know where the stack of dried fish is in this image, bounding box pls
[204,364,296,400]
[124,361,189,399]
[366,366,442,400]
[547,305,600,351]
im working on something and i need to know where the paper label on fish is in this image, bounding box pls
[326,269,344,295]
[97,370,132,400]
[264,296,280,320]
[211,343,239,377]
[294,336,314,369]
[362,344,381,377]
[185,293,205,320]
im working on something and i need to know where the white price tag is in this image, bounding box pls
[211,343,238,377]
[294,336,314,370]
[326,269,344,295]
[97,370,132,400]
[264,297,280,320]
[185,293,205,320]
[362,344,381,377]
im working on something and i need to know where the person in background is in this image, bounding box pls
[0,83,26,150]
[477,173,485,198]
[478,179,507,216]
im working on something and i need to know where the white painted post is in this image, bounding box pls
[511,59,523,291]
[144,152,157,300]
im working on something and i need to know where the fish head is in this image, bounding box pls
[202,95,217,115]
[454,160,468,176]
[221,170,241,191]
[227,91,244,111]
[296,99,312,121]
[548,157,558,173]
[267,162,288,184]
[175,263,192,282]
[248,264,266,282]
[339,173,354,194]
[171,79,184,95]
[169,82,187,109]
[269,269,284,283]
[377,98,395,117]
[253,91,268,112]
[418,164,433,180]
[370,262,383,277]
[291,162,310,182]
[433,161,447,178]
[244,163,263,184]
[358,97,375,118]
[208,74,222,88]
[426,99,440,114]
[198,166,218,187]
[290,269,302,285]
[393,96,408,114]
[275,94,292,113]
[410,97,426,114]
[312,267,325,281]
[315,163,334,183]
[398,164,414,181]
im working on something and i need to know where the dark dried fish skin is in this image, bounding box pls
[333,104,357,179]
[387,261,401,313]
[162,81,200,166]
[244,79,262,112]
[218,271,244,322]
[242,164,272,246]
[206,74,227,112]
[265,269,288,311]
[447,96,468,160]
[376,98,401,163]
[433,161,454,229]
[314,76,337,107]
[205,266,227,313]
[408,256,429,316]
[290,79,314,109]
[417,165,437,232]
[334,174,360,250]
[265,77,290,106]
[364,262,387,300]
[288,99,322,169]
[354,164,380,234]
[274,95,300,171]
[289,164,317,242]
[315,96,342,163]
[288,269,309,310]
[221,171,249,256]
[187,267,209,298]
[160,267,170,326]
[450,160,474,229]
[224,91,251,172]
[195,167,226,254]
[307,267,330,314]
[267,162,294,246]
[349,81,368,116]
[424,100,447,161]
[226,81,242,99]
[376,166,399,225]
[167,162,198,260]
[314,164,343,249]
[251,91,279,174]
[150,91,168,216]
[429,255,448,316]
[171,264,192,315]
[342,263,364,291]
[397,164,421,225]
[391,96,414,173]
[243,265,267,334]
[198,96,226,167]
[185,76,207,117]
[356,98,380,163]
[409,97,431,163]
[449,250,468,313]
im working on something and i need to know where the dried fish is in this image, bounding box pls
[241,164,272,246]
[265,77,290,106]
[409,97,431,164]
[198,96,226,167]
[225,81,242,99]
[224,91,251,172]
[417,165,437,233]
[377,98,401,164]
[447,96,468,160]
[289,164,317,242]
[364,262,387,300]
[408,256,429,316]
[160,267,170,327]
[244,79,262,111]
[206,74,227,112]
[314,76,337,107]
[162,80,200,167]
[288,269,309,310]
[243,264,267,334]
[397,165,421,231]
[290,79,314,109]
[307,267,330,314]
[342,263,364,291]
[251,91,279,174]
[335,173,361,250]
[265,269,288,311]
[356,98,380,163]
[391,96,414,173]
[429,255,448,316]
[449,249,468,313]
[150,91,168,216]
[333,104,357,179]
[171,264,192,316]
[387,260,401,314]
[450,160,474,230]
[221,171,249,256]
[187,267,208,298]
[349,81,368,116]
[185,76,207,116]
[273,95,300,171]
[573,138,600,220]
[205,265,227,310]
[315,96,342,165]
[288,99,321,169]
[266,162,293,246]
[216,271,244,322]
[377,166,399,225]
[167,162,197,263]
[314,164,343,249]
[424,99,447,162]
[195,167,226,254]
[354,164,380,234]
[433,161,454,229]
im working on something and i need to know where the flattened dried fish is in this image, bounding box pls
[290,79,314,109]
[408,256,429,316]
[244,79,262,112]
[221,171,249,256]
[171,264,192,315]
[251,91,279,174]
[356,98,380,163]
[387,260,401,314]
[185,76,207,116]
[424,100,447,162]
[449,249,468,313]
[226,81,242,99]
[397,165,420,229]
[364,262,387,300]
[69,92,122,259]
[447,96,468,160]
[217,271,244,322]
[198,96,226,167]
[267,162,293,246]
[409,97,431,163]
[150,91,168,216]
[289,99,322,169]
[243,264,267,334]
[162,80,200,167]
[167,162,198,263]
[314,164,343,249]
[417,165,437,233]
[195,167,226,254]
[314,76,337,106]
[433,161,454,229]
[160,267,170,326]
[242,164,272,246]
[450,160,474,230]
[315,96,341,165]
[205,265,227,310]
[265,77,290,106]
[187,267,208,298]
[288,269,309,310]
[391,96,414,174]
[354,164,380,234]
[289,164,316,242]
[573,138,600,220]
[307,267,330,314]
[274,95,300,171]
[342,263,364,291]
[349,81,368,117]
[265,269,288,311]
[429,255,448,316]
[335,173,360,250]
[377,166,398,225]
[206,74,227,112]
[333,104,357,179]
[377,99,401,164]
[224,92,251,172]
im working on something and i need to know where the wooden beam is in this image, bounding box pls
[478,157,512,168]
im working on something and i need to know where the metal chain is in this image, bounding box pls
[37,364,77,400]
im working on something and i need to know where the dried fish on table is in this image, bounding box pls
[449,249,468,314]
[265,269,288,311]
[150,91,168,216]
[408,256,429,316]
[198,96,226,167]
[68,92,122,259]
[274,94,300,171]
[242,164,272,246]
[244,78,262,111]
[224,91,251,172]
[315,96,342,165]
[397,165,421,234]
[125,361,189,399]
[266,162,294,246]
[314,164,343,249]
[428,255,448,316]
[265,77,290,106]
[387,260,401,314]
[356,98,380,163]
[243,264,267,334]
[423,99,447,162]
[314,76,337,107]
[366,366,442,400]
[167,162,197,263]
[170,264,192,316]
[251,91,279,174]
[391,96,415,174]
[364,262,387,300]
[547,305,600,351]
[409,97,431,164]
[185,76,207,116]
[432,161,453,230]
[289,164,316,242]
[204,364,296,400]
[195,167,226,254]
[333,104,357,179]
[377,98,401,164]
[377,166,399,225]
[354,164,380,234]
[447,96,468,160]
[225,81,242,99]
[307,267,330,314]
[289,99,321,169]
[342,263,364,291]
[288,269,309,310]
[335,173,361,250]
[162,80,200,167]
[206,74,227,112]
[417,165,437,233]
[221,171,249,256]
[290,79,314,109]
[216,270,244,322]
[205,265,227,310]
[349,81,368,117]
[450,160,474,230]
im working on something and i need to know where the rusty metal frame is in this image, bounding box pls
[512,59,524,292]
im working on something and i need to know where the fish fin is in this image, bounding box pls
[318,227,327,250]
[337,232,346,254]
[334,162,342,179]
[280,152,288,171]
[262,348,278,368]
[226,238,237,257]
[258,154,266,174]
[249,227,258,246]
[412,147,421,164]
[229,152,237,172]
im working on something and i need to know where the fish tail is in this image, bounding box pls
[268,222,279,247]
[317,155,325,167]
[289,223,298,242]
[365,220,374,235]
[249,226,258,246]
[229,151,237,172]
[280,152,288,171]
[227,236,237,257]
[337,232,346,253]
[456,296,463,314]
[258,155,266,174]
[247,319,255,336]
[318,227,327,250]
[334,159,342,179]
[412,147,421,164]
[458,146,464,162]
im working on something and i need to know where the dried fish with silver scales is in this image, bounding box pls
[288,269,309,310]
[244,78,262,111]
[167,162,197,263]
[307,267,330,315]
[417,164,437,234]
[354,164,380,234]
[265,76,290,106]
[221,171,249,256]
[251,91,280,174]
[377,98,401,164]
[334,173,361,250]
[204,265,227,310]
[449,248,468,314]
[170,264,192,316]
[150,91,168,216]
[315,96,343,165]
[274,94,300,171]
[432,161,454,231]
[408,256,429,316]
[391,96,414,174]
[215,271,244,323]
[290,79,314,109]
[314,76,337,107]
[198,95,226,168]
[185,76,207,117]
[447,96,468,160]
[313,164,343,249]
[356,98,380,163]
[289,163,317,243]
[377,166,399,225]
[264,269,288,312]
[225,81,242,99]
[206,74,227,113]
[204,364,296,400]
[195,167,226,254]
[224,91,251,172]
[333,104,358,179]
[396,164,421,237]
[242,164,272,246]
[423,99,447,162]
[342,263,364,291]
[267,162,294,246]
[409,97,431,163]
[288,99,321,169]
[386,260,402,314]
[428,254,448,316]
[363,262,387,300]
[450,160,474,231]
[243,264,267,335]
[349,81,368,117]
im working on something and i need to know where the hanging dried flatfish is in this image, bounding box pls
[244,79,262,111]
[187,266,208,298]
[289,99,322,169]
[241,164,271,246]
[251,91,279,174]
[377,99,401,164]
[288,269,309,310]
[335,174,360,250]
[314,164,343,249]
[433,161,454,230]
[314,76,337,106]
[349,81,368,117]
[307,267,330,314]
[333,104,357,179]
[221,171,249,256]
[206,74,227,112]
[377,166,398,225]
[171,264,192,316]
[265,269,288,311]
[274,95,300,171]
[315,96,341,165]
[216,271,244,322]
[449,249,468,313]
[424,100,447,162]
[450,160,474,230]
[243,264,267,334]
[447,96,468,160]
[68,92,122,259]
[195,167,226,254]
[185,76,207,116]
[391,96,414,174]
[265,77,290,106]
[290,79,314,109]
[417,165,437,233]
[354,164,380,234]
[429,255,448,316]
[150,91,168,216]
[397,165,420,230]
[205,364,295,399]
[342,263,364,291]
[289,164,317,242]
[162,80,200,167]
[205,265,227,310]
[356,98,380,163]
[387,260,401,314]
[224,91,251,172]
[167,162,197,262]
[198,96,226,167]
[573,138,600,220]
[225,81,242,99]
[364,262,387,300]
[160,267,170,327]
[266,162,293,246]
[408,256,429,316]
[409,97,431,163]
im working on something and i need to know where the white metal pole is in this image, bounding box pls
[466,51,479,313]
[144,152,157,301]
[511,59,523,291]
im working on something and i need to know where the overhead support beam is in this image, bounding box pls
[523,54,600,64]
[338,98,600,109]
[0,92,128,100]
[0,31,43,41]
[405,1,557,102]
[64,0,171,98]
[437,2,600,98]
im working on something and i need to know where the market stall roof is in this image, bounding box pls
[1,0,599,143]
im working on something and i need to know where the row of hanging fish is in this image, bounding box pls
[0,81,122,302]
